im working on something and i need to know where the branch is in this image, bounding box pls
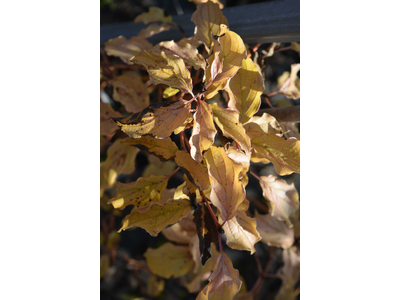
[256,105,300,123]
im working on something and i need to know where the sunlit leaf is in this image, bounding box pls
[244,113,283,139]
[109,175,169,210]
[226,57,264,123]
[112,100,192,139]
[104,36,153,64]
[209,103,251,154]
[147,274,165,298]
[193,202,219,265]
[221,210,261,254]
[189,100,217,162]
[154,39,206,70]
[130,51,194,95]
[100,138,140,187]
[122,136,178,161]
[134,7,173,24]
[174,150,210,191]
[144,242,195,279]
[100,102,122,136]
[255,211,294,249]
[225,145,251,179]
[261,42,281,58]
[189,0,224,9]
[191,2,228,53]
[259,175,299,226]
[204,145,245,222]
[110,72,149,113]
[138,22,174,38]
[277,64,300,100]
[119,199,192,236]
[162,213,197,244]
[163,86,180,98]
[205,25,247,99]
[197,252,242,300]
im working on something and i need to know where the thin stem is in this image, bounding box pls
[249,169,261,181]
[200,190,220,230]
[275,45,292,52]
[254,252,263,275]
[247,195,269,214]
[262,95,274,108]
[250,247,275,297]
[167,167,180,179]
[179,131,187,152]
[267,91,279,98]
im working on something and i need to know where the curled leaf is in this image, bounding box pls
[104,36,153,64]
[112,100,192,139]
[119,199,192,236]
[278,64,300,100]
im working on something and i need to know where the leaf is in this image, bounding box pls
[146,274,165,298]
[291,42,300,55]
[225,145,251,179]
[259,175,299,226]
[244,113,283,139]
[138,22,174,38]
[261,42,281,58]
[122,136,178,161]
[277,64,300,100]
[204,146,245,222]
[221,210,261,254]
[163,86,180,98]
[226,57,264,124]
[204,25,247,99]
[142,158,176,177]
[112,99,192,139]
[110,72,150,113]
[255,211,294,249]
[154,39,206,70]
[144,242,195,279]
[134,7,173,24]
[209,103,251,154]
[109,175,169,210]
[162,213,197,244]
[100,138,140,187]
[130,50,193,95]
[250,135,300,175]
[118,199,192,236]
[191,2,228,52]
[174,150,210,191]
[279,246,300,286]
[189,100,217,162]
[100,102,122,136]
[197,252,242,300]
[104,36,153,64]
[193,202,219,265]
[189,0,224,9]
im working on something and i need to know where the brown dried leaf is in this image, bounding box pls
[144,242,195,279]
[259,175,299,226]
[226,57,264,124]
[110,72,149,113]
[134,7,173,24]
[130,51,193,95]
[121,136,178,161]
[100,102,122,136]
[191,2,228,53]
[278,64,300,100]
[189,100,217,162]
[174,150,210,191]
[138,22,174,38]
[255,211,294,249]
[204,145,245,222]
[118,199,192,236]
[104,36,153,64]
[112,100,192,139]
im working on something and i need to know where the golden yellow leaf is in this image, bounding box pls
[134,7,173,24]
[163,86,180,98]
[138,22,174,38]
[144,242,195,279]
[277,64,300,100]
[221,210,261,254]
[191,2,228,53]
[251,134,300,176]
[209,103,251,154]
[119,199,192,236]
[154,39,206,70]
[100,138,140,187]
[112,100,192,139]
[189,100,217,162]
[104,36,153,64]
[205,26,247,99]
[255,211,294,249]
[226,57,264,124]
[147,274,165,298]
[109,175,169,210]
[204,146,245,222]
[259,175,299,226]
[100,102,122,136]
[197,252,242,300]
[122,136,178,161]
[174,150,210,191]
[189,0,224,9]
[110,72,149,113]
[130,51,194,96]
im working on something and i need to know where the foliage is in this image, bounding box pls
[101,2,300,299]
